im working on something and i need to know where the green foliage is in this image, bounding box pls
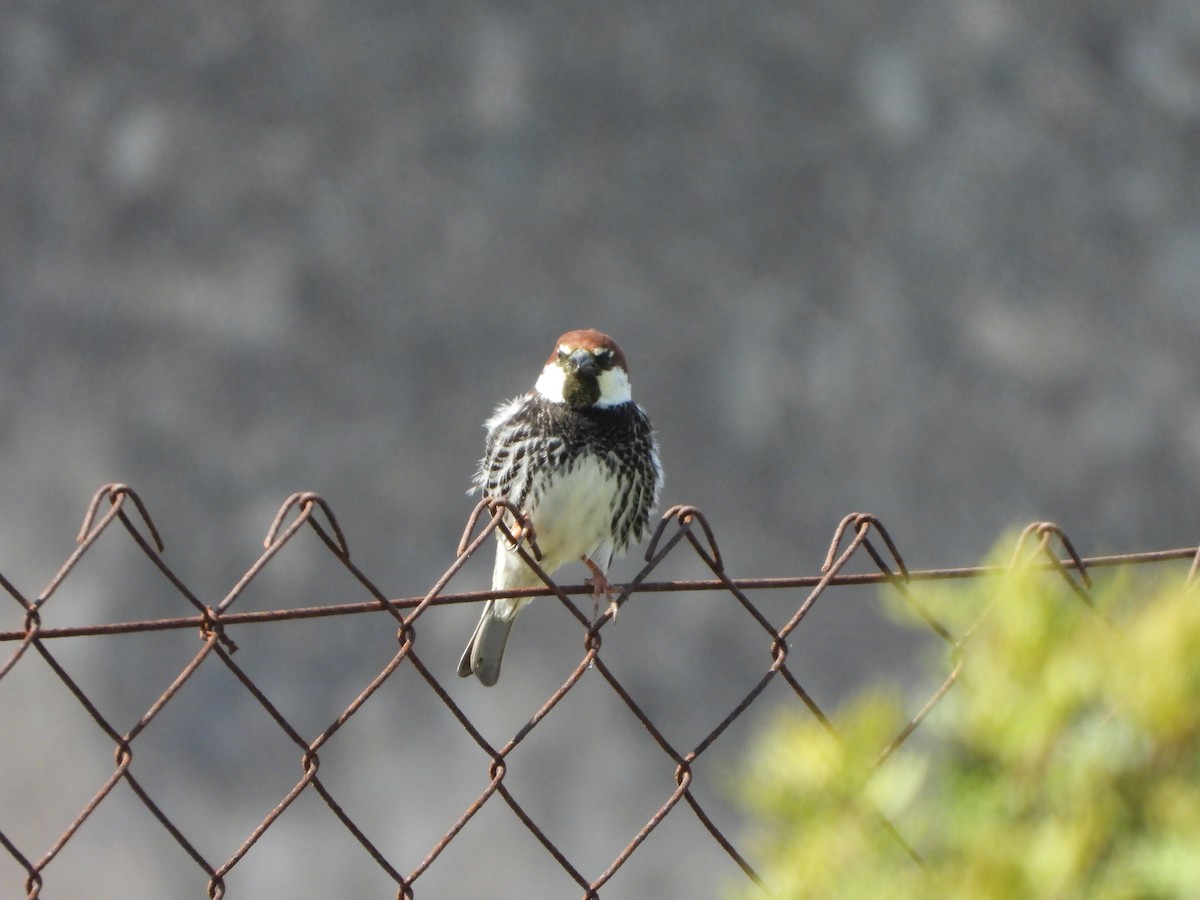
[733,542,1200,899]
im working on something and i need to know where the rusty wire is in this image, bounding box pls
[1,484,1197,898]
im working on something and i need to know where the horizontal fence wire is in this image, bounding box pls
[1,484,1197,898]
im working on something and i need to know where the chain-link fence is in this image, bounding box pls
[2,484,1196,899]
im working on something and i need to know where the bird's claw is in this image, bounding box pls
[504,514,540,558]
[583,557,618,623]
[605,596,620,622]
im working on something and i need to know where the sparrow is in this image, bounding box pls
[457,329,662,686]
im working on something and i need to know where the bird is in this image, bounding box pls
[457,329,662,686]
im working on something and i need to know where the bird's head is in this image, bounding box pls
[534,329,632,410]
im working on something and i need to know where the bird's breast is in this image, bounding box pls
[521,454,618,573]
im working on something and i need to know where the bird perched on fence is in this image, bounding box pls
[458,329,662,686]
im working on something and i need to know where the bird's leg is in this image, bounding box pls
[582,556,618,622]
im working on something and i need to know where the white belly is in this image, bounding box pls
[492,455,617,599]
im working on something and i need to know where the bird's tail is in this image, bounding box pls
[457,600,523,686]
[458,539,541,685]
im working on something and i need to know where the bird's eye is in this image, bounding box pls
[595,349,614,369]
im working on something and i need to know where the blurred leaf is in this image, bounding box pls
[731,539,1200,899]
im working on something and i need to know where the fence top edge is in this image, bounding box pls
[1,546,1194,642]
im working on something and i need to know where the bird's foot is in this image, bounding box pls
[507,515,538,552]
[582,556,619,623]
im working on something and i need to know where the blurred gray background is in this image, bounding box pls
[2,1,1198,898]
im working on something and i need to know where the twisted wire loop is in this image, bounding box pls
[0,485,1196,898]
[1010,521,1093,594]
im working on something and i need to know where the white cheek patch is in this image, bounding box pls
[593,367,632,407]
[534,363,567,402]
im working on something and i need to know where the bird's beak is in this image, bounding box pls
[567,350,600,378]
